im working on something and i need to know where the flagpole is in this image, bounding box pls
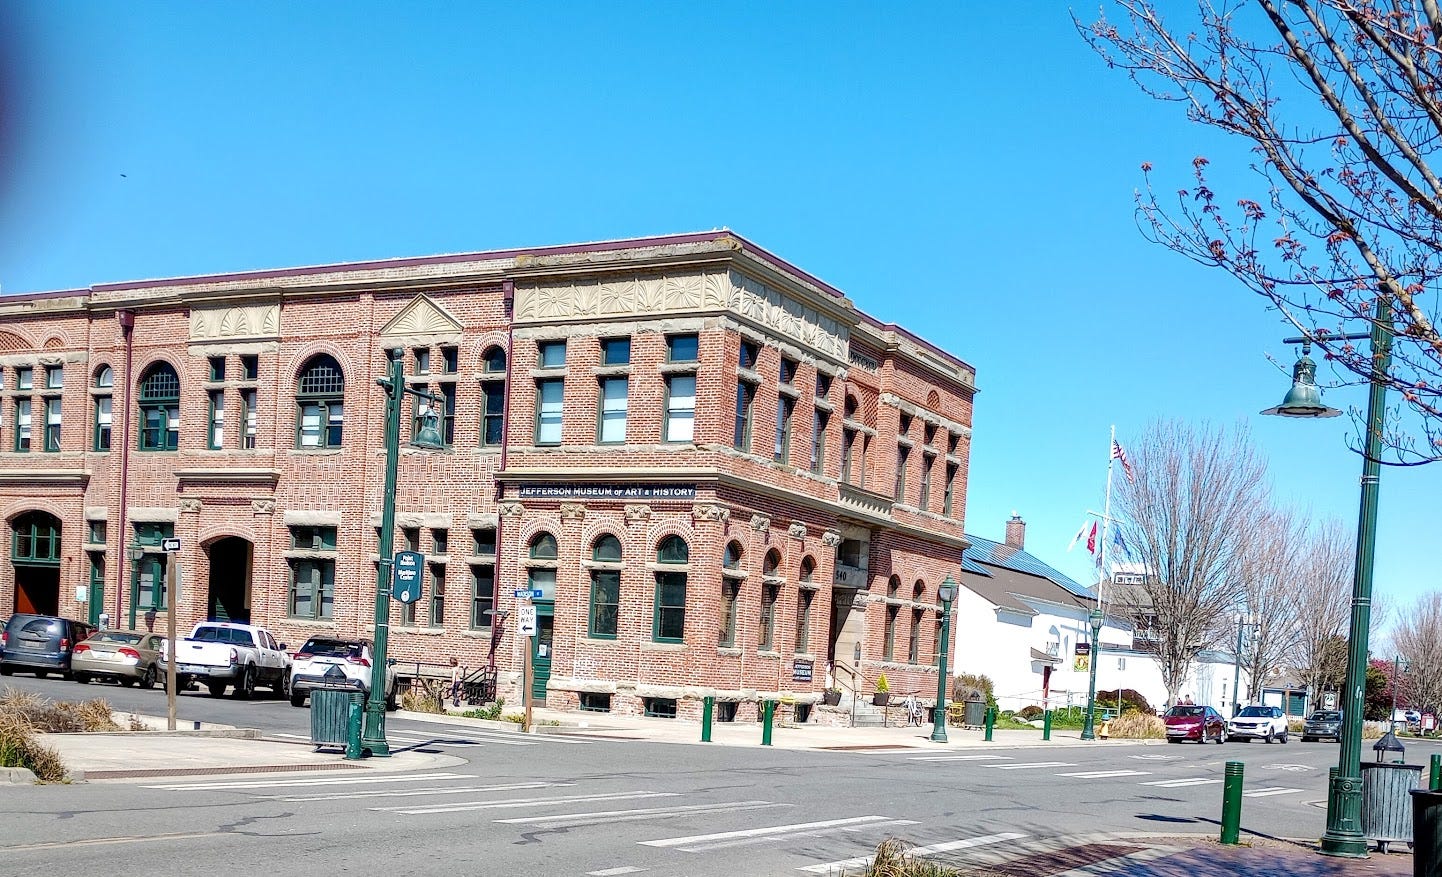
[1098,425,1115,617]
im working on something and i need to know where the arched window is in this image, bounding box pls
[653,536,688,642]
[759,548,782,649]
[795,556,817,652]
[296,355,345,449]
[763,549,782,578]
[799,556,815,583]
[480,346,507,447]
[883,575,901,660]
[909,580,925,664]
[137,363,179,451]
[93,366,113,451]
[719,540,743,647]
[11,511,61,565]
[527,531,558,603]
[589,534,622,639]
[723,541,744,571]
[529,532,558,560]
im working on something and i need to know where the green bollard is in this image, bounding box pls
[984,706,995,742]
[1431,753,1441,791]
[761,700,775,746]
[701,696,714,743]
[1042,710,1052,741]
[345,701,364,761]
[1220,760,1244,844]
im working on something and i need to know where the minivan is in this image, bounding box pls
[0,614,97,678]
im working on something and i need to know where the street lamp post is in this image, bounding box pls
[930,576,957,743]
[1262,297,1392,858]
[1080,608,1104,741]
[362,350,446,758]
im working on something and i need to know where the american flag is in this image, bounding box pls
[1111,439,1136,483]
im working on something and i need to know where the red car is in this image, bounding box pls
[1164,705,1227,743]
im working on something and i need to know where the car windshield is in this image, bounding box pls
[301,639,363,658]
[1167,706,1205,717]
[91,632,141,644]
[1310,711,1342,721]
[1237,706,1272,717]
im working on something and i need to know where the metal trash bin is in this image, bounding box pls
[310,687,365,750]
[1360,762,1422,852]
[963,690,987,728]
[1412,789,1442,876]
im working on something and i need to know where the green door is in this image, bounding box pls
[530,605,553,701]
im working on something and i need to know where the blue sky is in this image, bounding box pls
[2,2,1435,626]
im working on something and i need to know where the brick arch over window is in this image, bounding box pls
[578,516,627,552]
[43,336,67,351]
[3,500,70,528]
[799,555,816,583]
[136,359,181,451]
[516,515,563,548]
[284,343,354,386]
[723,540,745,571]
[477,340,508,448]
[645,522,696,553]
[762,548,782,577]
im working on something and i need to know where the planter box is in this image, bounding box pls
[873,692,890,707]
[822,690,842,706]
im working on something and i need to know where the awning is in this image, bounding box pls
[1030,648,1061,665]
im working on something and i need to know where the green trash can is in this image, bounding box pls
[310,687,365,750]
[1413,789,1442,877]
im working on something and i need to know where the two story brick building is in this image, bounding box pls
[0,232,975,720]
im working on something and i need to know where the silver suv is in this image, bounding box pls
[1228,705,1289,743]
[288,637,397,709]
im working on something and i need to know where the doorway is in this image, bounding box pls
[530,605,554,702]
[206,537,252,623]
[11,511,61,616]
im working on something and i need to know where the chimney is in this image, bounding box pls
[1004,512,1026,550]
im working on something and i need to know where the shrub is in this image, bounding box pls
[1016,705,1044,721]
[1048,706,1088,728]
[460,698,506,721]
[875,674,889,694]
[399,690,443,714]
[851,838,961,877]
[1095,688,1155,716]
[0,689,120,732]
[0,716,65,782]
[951,673,996,711]
[1107,712,1165,739]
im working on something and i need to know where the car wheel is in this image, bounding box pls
[1167,737,1179,743]
[1263,729,1274,744]
[74,672,91,685]
[274,672,290,700]
[1216,729,1226,744]
[207,681,227,698]
[139,666,157,690]
[290,691,306,708]
[385,686,399,712]
[120,677,136,687]
[1279,730,1288,744]
[235,665,256,699]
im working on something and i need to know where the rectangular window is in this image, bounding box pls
[774,397,794,464]
[919,453,935,510]
[16,368,32,390]
[472,527,496,557]
[298,402,324,448]
[429,564,445,627]
[842,429,857,484]
[94,395,112,451]
[811,409,828,474]
[14,399,31,452]
[601,337,631,365]
[440,383,456,445]
[402,528,420,553]
[241,390,257,449]
[894,445,909,503]
[289,560,334,620]
[948,432,960,455]
[440,346,458,374]
[45,366,63,390]
[241,355,259,381]
[87,520,107,544]
[653,572,687,642]
[413,347,430,375]
[136,555,167,611]
[480,381,505,447]
[667,334,699,363]
[208,392,225,449]
[816,372,832,398]
[795,589,814,653]
[779,358,798,386]
[598,377,628,444]
[208,356,226,381]
[290,526,337,550]
[664,374,695,443]
[43,398,61,452]
[733,383,755,451]
[884,605,899,660]
[537,340,567,368]
[536,379,564,445]
[589,570,620,638]
[470,565,495,629]
[719,580,739,647]
[431,528,448,556]
[759,584,778,650]
[399,588,417,626]
[738,341,759,370]
[924,423,937,446]
[943,462,958,516]
[899,413,912,436]
[909,608,922,663]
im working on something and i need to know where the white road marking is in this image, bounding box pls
[1056,770,1150,779]
[588,868,646,876]
[1139,777,1223,788]
[1128,754,1181,761]
[908,754,1012,762]
[147,772,475,791]
[379,790,679,816]
[798,831,1028,873]
[268,781,568,802]
[983,761,1076,770]
[498,800,785,825]
[640,815,893,849]
[1244,787,1304,798]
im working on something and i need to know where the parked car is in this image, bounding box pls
[1164,705,1226,743]
[0,614,96,679]
[167,622,290,699]
[1228,704,1290,743]
[72,631,166,688]
[288,637,397,709]
[1393,708,1421,726]
[1301,709,1343,742]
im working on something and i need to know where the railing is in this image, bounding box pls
[394,661,496,710]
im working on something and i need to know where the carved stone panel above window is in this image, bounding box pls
[189,304,280,342]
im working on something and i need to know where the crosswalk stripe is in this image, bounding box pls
[1056,770,1150,779]
[639,815,895,849]
[379,790,680,816]
[497,800,785,826]
[908,755,1012,762]
[587,869,646,876]
[147,772,475,791]
[1244,788,1303,798]
[797,831,1028,874]
[1139,778,1222,788]
[267,781,569,802]
[984,762,1075,770]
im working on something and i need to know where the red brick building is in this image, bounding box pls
[0,232,975,719]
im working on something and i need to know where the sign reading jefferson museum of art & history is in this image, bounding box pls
[517,484,697,501]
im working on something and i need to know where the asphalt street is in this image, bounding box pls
[4,675,1435,876]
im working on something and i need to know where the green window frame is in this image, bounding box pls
[11,512,61,565]
[601,337,631,365]
[536,379,564,445]
[14,399,31,452]
[207,391,225,450]
[795,588,814,653]
[733,382,755,451]
[288,559,334,620]
[480,379,505,447]
[919,453,935,510]
[811,409,828,474]
[295,355,345,449]
[774,397,794,464]
[598,377,627,444]
[241,389,257,449]
[589,534,622,639]
[884,605,899,661]
[93,394,112,451]
[429,563,445,627]
[42,397,60,452]
[87,520,107,545]
[470,564,495,630]
[472,527,496,557]
[208,356,226,381]
[894,445,909,503]
[137,363,180,451]
[652,535,688,643]
[240,354,259,381]
[909,607,922,664]
[943,462,957,516]
[537,340,567,368]
[718,579,739,647]
[290,526,337,550]
[759,583,778,650]
[667,334,699,363]
[664,374,695,443]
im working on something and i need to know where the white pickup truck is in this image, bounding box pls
[171,622,292,699]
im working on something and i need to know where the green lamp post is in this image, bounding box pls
[930,576,958,743]
[362,350,447,758]
[1262,297,1392,859]
[1080,607,1104,741]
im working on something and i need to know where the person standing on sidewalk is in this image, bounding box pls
[449,657,463,707]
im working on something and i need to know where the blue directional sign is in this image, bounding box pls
[512,589,544,599]
[392,551,424,604]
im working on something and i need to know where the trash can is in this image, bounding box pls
[1360,762,1422,853]
[310,687,365,750]
[1413,789,1442,877]
[963,690,987,728]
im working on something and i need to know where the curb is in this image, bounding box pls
[0,766,37,785]
[45,728,262,739]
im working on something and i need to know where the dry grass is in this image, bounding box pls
[1105,712,1166,739]
[400,690,443,714]
[0,689,120,732]
[851,838,963,877]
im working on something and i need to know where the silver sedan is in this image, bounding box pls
[72,631,165,688]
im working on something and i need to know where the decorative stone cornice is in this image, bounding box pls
[0,469,91,487]
[560,503,586,521]
[749,514,771,532]
[787,522,808,540]
[691,503,729,522]
[624,504,652,523]
[499,502,525,518]
[174,468,282,486]
[820,529,843,548]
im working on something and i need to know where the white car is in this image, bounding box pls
[288,636,397,709]
[1228,705,1289,743]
